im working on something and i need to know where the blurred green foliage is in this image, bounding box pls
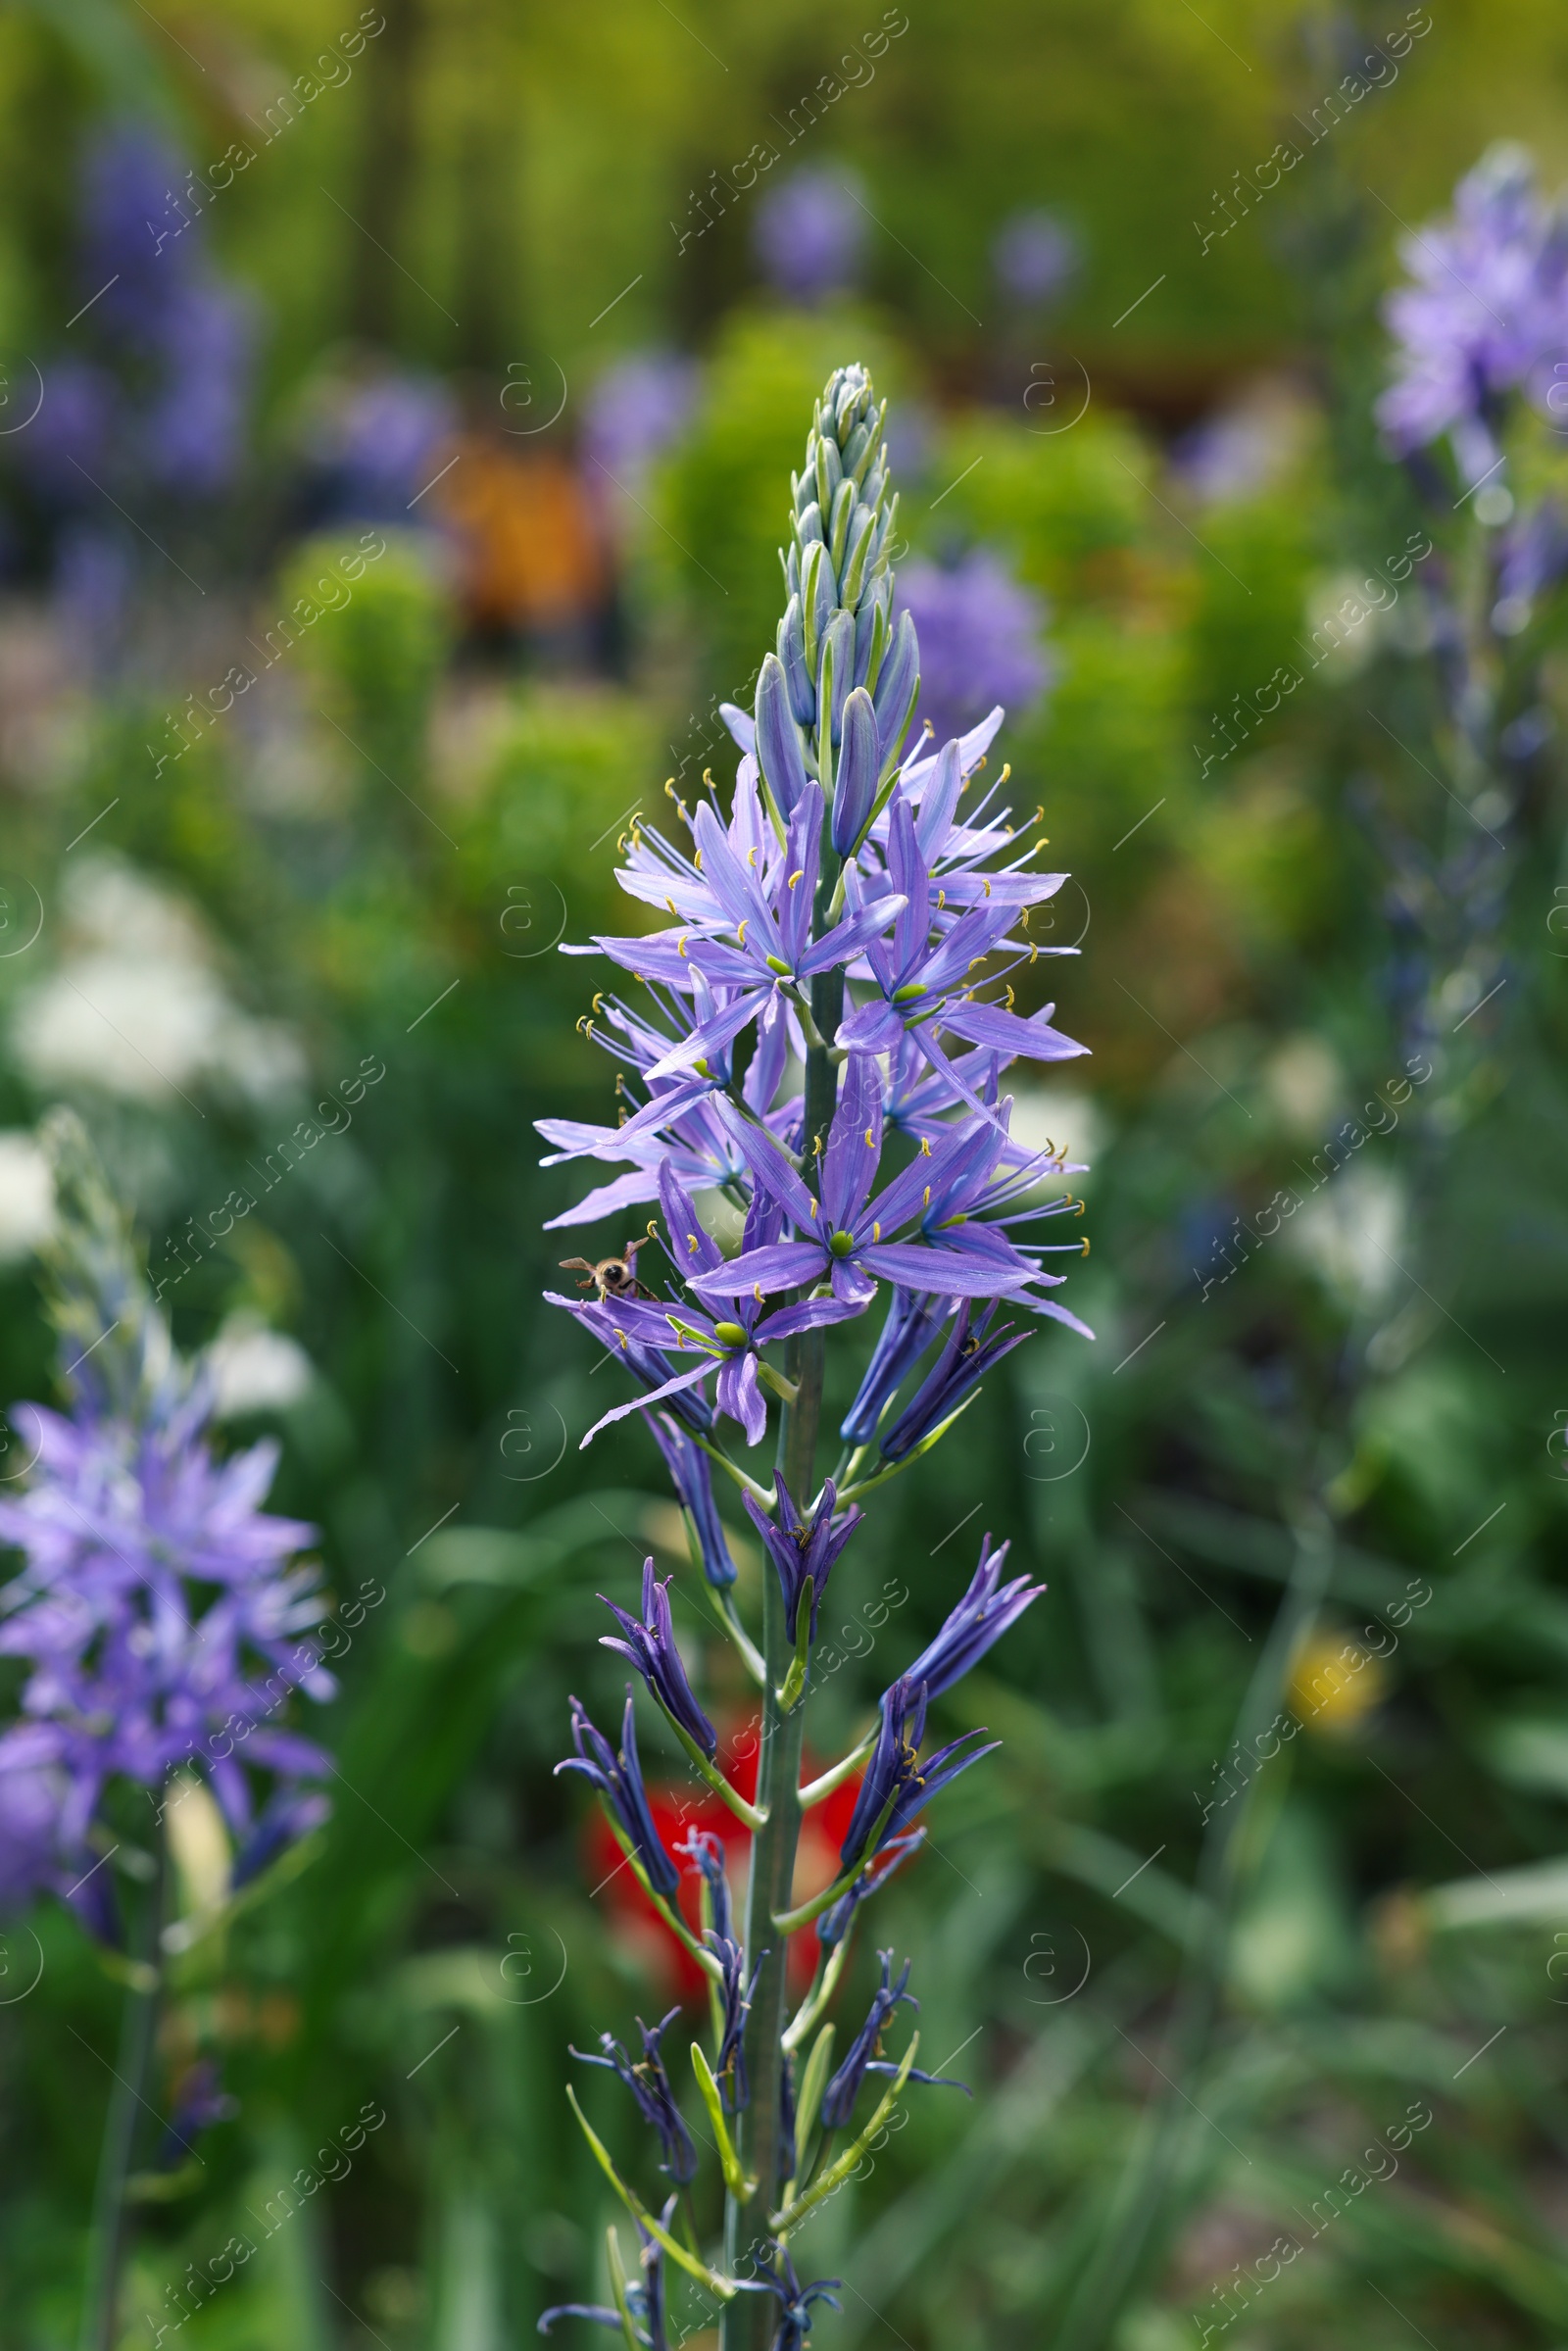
[3,5,1568,2350]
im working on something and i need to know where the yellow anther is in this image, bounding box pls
[967,955,988,971]
[748,846,760,868]
[1031,804,1043,823]
[754,1283,764,1302]
[872,1221,881,1241]
[864,1126,874,1148]
[937,889,947,909]
[665,779,677,796]
[1021,906,1031,929]
[982,879,992,899]
[593,992,605,1012]
[1030,945,1039,964]
[922,1185,931,1208]
[678,936,689,958]
[1004,985,1015,1010]
[695,849,705,871]
[687,1234,699,1253]
[919,1137,932,1156]
[998,763,1011,784]
[617,1331,628,1348]
[788,869,805,890]
[1034,839,1050,852]
[809,1199,819,1219]
[666,897,679,916]
[737,919,749,947]
[1082,1237,1091,1256]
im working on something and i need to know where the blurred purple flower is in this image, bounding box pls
[81,125,191,345]
[53,524,134,665]
[297,365,458,525]
[157,2057,237,2168]
[755,168,865,304]
[31,125,258,512]
[896,551,1052,753]
[1168,379,1311,509]
[0,1391,332,1895]
[142,281,256,497]
[993,209,1079,309]
[583,351,699,480]
[0,1757,66,1913]
[1493,498,1568,632]
[29,364,115,501]
[1377,142,1568,486]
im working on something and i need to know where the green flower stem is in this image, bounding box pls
[567,2087,737,2299]
[770,2033,920,2236]
[81,1819,167,2351]
[757,1360,800,1407]
[665,1714,768,1833]
[774,1578,814,1713]
[605,2226,645,2351]
[835,1399,975,1506]
[687,1430,775,1510]
[721,1019,837,2348]
[702,1581,766,1688]
[782,1935,852,2057]
[599,1808,726,1986]
[771,1824,889,1936]
[691,2042,754,2201]
[721,1375,814,2340]
[797,1725,877,1809]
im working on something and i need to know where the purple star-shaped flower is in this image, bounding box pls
[696,1056,1046,1311]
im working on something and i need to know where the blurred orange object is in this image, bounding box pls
[434,433,607,636]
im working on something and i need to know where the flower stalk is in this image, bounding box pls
[540,363,1085,2351]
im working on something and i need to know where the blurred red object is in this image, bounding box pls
[582,1713,866,2001]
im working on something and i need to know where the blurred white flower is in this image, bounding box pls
[1301,565,1412,673]
[1262,1034,1342,1133]
[0,1129,54,1261]
[206,1313,313,1417]
[11,857,305,1106]
[1008,1084,1101,1185]
[1287,1162,1405,1305]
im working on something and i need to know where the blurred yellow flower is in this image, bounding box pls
[1288,1632,1388,1735]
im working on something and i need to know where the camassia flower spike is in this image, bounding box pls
[543,363,1095,2351]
